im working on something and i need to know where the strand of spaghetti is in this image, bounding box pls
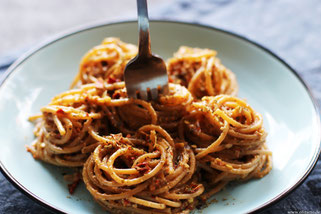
[128,196,166,210]
[48,119,92,152]
[152,146,189,195]
[28,114,42,121]
[210,156,261,174]
[159,139,175,175]
[230,113,263,134]
[154,196,182,208]
[152,169,187,195]
[86,95,112,105]
[240,149,272,156]
[165,145,189,182]
[204,57,215,96]
[150,129,157,149]
[187,61,205,93]
[41,106,102,119]
[106,145,166,186]
[88,127,111,144]
[48,117,73,145]
[162,184,204,200]
[132,152,160,167]
[257,155,272,178]
[242,107,253,124]
[228,129,263,139]
[70,72,81,88]
[200,181,228,200]
[102,106,134,135]
[217,95,251,108]
[131,100,157,125]
[92,145,145,175]
[195,120,229,159]
[91,164,123,188]
[178,149,196,185]
[207,155,260,169]
[104,81,125,90]
[108,98,129,106]
[81,142,99,154]
[53,153,86,167]
[85,157,122,189]
[211,172,229,184]
[195,143,231,153]
[45,139,84,154]
[214,109,246,128]
[139,125,175,148]
[177,111,202,141]
[213,59,223,93]
[83,166,149,200]
[245,155,267,179]
[52,88,84,101]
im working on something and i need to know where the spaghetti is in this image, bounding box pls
[105,83,193,135]
[179,95,272,200]
[27,84,110,167]
[71,37,137,88]
[167,46,238,99]
[83,125,204,214]
[27,82,193,167]
[27,38,272,214]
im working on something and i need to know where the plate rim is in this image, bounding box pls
[0,19,320,214]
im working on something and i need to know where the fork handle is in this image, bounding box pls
[137,0,152,57]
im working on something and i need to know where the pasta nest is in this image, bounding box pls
[167,46,238,99]
[71,37,137,88]
[178,95,272,199]
[83,125,204,214]
[27,84,111,167]
[105,83,193,135]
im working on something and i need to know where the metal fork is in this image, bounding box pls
[124,0,169,101]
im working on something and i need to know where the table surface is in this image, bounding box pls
[0,0,320,213]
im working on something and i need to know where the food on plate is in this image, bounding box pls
[167,46,238,99]
[27,38,271,214]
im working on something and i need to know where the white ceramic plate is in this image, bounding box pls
[0,21,320,214]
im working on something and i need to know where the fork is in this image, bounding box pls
[124,0,169,101]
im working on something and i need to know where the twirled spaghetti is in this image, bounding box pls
[167,46,238,99]
[179,95,272,200]
[27,38,272,214]
[83,125,203,214]
[71,37,137,88]
[27,84,110,167]
[105,83,193,135]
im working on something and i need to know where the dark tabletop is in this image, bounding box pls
[1,0,320,213]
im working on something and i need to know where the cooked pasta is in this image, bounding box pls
[27,82,192,167]
[27,84,110,167]
[83,125,204,214]
[27,38,271,214]
[71,37,137,88]
[167,46,238,99]
[179,95,272,200]
[105,83,193,135]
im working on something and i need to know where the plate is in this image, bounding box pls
[0,21,320,214]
